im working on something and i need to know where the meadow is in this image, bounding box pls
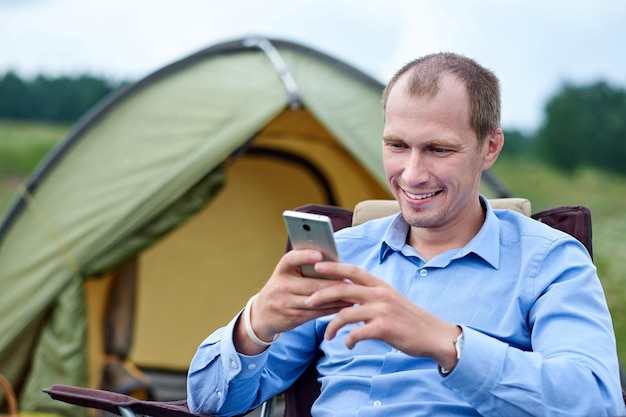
[1,119,626,363]
[0,120,69,210]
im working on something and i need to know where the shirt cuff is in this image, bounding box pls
[440,326,508,400]
[220,309,271,379]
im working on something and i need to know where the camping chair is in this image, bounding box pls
[43,197,604,417]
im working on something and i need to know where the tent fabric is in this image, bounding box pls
[0,36,512,415]
[0,37,393,414]
[129,127,390,371]
[82,167,226,277]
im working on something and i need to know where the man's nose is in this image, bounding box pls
[402,152,429,185]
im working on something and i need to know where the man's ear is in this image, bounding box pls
[482,128,504,170]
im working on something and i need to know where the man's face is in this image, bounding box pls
[382,74,501,233]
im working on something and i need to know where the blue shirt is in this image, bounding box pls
[187,198,625,416]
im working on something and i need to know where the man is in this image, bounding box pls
[187,53,625,416]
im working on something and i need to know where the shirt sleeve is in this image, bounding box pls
[187,311,322,416]
[441,238,625,417]
[186,311,261,416]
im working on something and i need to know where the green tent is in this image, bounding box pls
[0,36,397,415]
[0,37,509,416]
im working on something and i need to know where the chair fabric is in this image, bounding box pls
[352,198,531,227]
[43,385,191,417]
[531,205,593,258]
[283,199,593,417]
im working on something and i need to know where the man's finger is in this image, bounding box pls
[314,261,380,287]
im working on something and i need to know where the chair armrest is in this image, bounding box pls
[43,385,197,417]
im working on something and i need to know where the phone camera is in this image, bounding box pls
[302,224,311,231]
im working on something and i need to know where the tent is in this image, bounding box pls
[0,36,508,415]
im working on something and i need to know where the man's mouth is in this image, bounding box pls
[404,190,441,200]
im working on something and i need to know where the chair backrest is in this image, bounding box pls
[530,205,593,258]
[352,198,532,226]
[284,198,593,417]
[350,198,592,257]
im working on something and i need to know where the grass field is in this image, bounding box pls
[1,119,626,364]
[0,119,69,210]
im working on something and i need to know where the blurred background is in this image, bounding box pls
[1,0,625,402]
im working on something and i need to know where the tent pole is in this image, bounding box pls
[243,36,301,110]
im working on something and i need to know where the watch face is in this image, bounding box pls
[440,331,464,375]
[454,332,464,360]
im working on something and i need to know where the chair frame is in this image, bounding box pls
[43,200,600,417]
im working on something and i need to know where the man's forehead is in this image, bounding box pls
[385,74,469,115]
[394,71,465,96]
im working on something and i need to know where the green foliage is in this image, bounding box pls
[535,81,626,175]
[0,71,127,123]
[501,129,533,158]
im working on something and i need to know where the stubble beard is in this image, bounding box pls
[399,204,449,230]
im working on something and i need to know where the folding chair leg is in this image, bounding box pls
[118,406,136,417]
[260,397,275,417]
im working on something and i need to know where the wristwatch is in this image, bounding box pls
[439,330,464,376]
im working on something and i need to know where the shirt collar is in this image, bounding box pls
[379,195,501,269]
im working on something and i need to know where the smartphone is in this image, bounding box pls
[283,210,340,279]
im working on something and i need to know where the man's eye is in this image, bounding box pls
[385,141,406,149]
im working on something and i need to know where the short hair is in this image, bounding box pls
[382,52,501,145]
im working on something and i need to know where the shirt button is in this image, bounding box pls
[247,364,257,370]
[372,400,382,406]
[216,391,223,398]
[230,360,238,369]
[420,269,428,277]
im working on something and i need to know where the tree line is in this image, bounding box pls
[0,71,126,123]
[1,72,625,176]
[490,80,626,176]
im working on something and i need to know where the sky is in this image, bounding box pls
[1,0,625,132]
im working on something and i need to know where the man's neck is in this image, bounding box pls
[407,199,487,262]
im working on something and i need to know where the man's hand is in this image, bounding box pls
[234,249,352,355]
[305,261,462,371]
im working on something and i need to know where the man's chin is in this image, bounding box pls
[400,208,443,229]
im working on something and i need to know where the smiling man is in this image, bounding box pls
[187,53,625,416]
